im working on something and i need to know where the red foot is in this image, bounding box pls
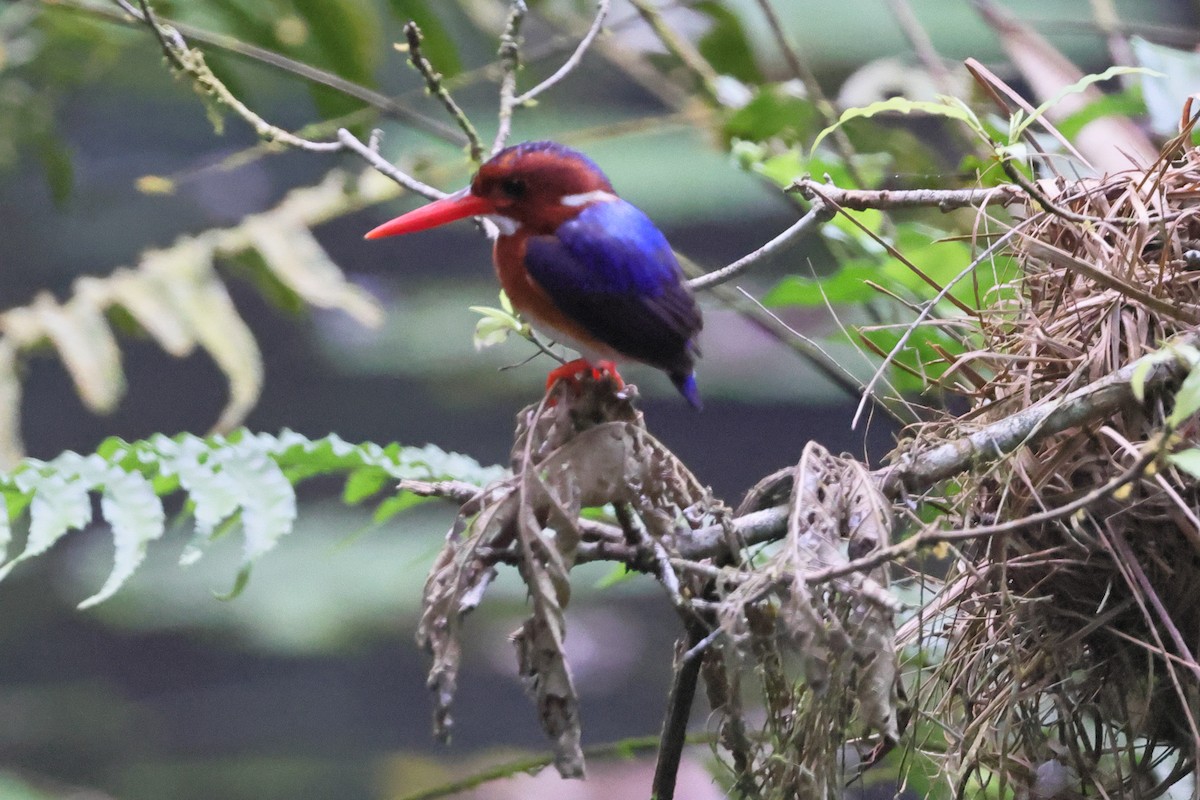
[545,358,625,393]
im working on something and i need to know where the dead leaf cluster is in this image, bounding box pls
[414,378,903,789]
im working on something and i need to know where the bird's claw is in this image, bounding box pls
[544,359,625,406]
[545,358,625,390]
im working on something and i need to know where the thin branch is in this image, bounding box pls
[115,0,344,153]
[492,1,528,155]
[879,333,1197,494]
[658,332,1200,563]
[788,179,1025,212]
[883,0,958,94]
[732,287,884,418]
[809,447,1156,585]
[514,0,611,106]
[751,0,862,184]
[687,200,833,291]
[403,22,484,164]
[625,0,720,103]
[849,225,1021,429]
[336,129,446,200]
[651,620,709,800]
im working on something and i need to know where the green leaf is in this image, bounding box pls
[173,451,243,565]
[1168,449,1200,479]
[694,1,762,85]
[292,0,379,83]
[0,474,90,582]
[594,563,636,589]
[0,430,506,603]
[1169,362,1200,427]
[1012,65,1159,143]
[80,470,165,609]
[470,304,523,350]
[765,264,878,307]
[291,0,381,119]
[343,466,390,504]
[213,563,252,601]
[220,449,297,563]
[372,491,429,524]
[35,136,74,208]
[813,96,985,154]
[1055,86,1147,142]
[724,85,818,146]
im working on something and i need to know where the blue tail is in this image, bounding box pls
[671,372,703,410]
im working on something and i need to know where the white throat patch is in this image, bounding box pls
[484,214,520,236]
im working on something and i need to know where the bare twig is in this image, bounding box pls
[492,1,528,155]
[625,0,720,102]
[849,225,1021,429]
[335,129,446,200]
[789,179,1025,212]
[751,0,862,184]
[403,22,484,163]
[688,200,833,291]
[643,331,1200,564]
[514,0,611,106]
[884,0,958,93]
[732,287,887,418]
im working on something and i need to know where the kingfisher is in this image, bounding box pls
[365,141,703,409]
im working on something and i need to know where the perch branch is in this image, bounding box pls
[654,333,1198,564]
[651,620,710,800]
[788,179,1025,212]
[492,1,527,155]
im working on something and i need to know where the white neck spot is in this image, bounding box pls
[485,214,521,236]
[561,190,618,208]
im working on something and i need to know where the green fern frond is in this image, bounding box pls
[0,430,505,608]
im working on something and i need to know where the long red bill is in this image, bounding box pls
[364,187,493,239]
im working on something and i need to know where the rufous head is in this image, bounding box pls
[365,141,615,240]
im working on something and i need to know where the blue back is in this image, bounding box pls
[523,199,702,387]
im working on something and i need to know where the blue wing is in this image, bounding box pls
[523,200,702,381]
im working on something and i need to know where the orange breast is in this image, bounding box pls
[493,236,618,360]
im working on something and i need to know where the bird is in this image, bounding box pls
[365,140,703,408]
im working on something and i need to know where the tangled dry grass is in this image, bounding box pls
[908,127,1200,797]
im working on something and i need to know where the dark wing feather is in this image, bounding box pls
[523,200,701,375]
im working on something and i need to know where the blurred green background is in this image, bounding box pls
[0,0,1195,798]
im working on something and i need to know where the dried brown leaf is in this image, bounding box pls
[32,292,125,414]
[0,341,23,469]
[416,384,714,779]
[142,241,263,433]
[78,270,196,357]
[242,216,383,328]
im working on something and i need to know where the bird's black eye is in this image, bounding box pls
[500,177,526,199]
